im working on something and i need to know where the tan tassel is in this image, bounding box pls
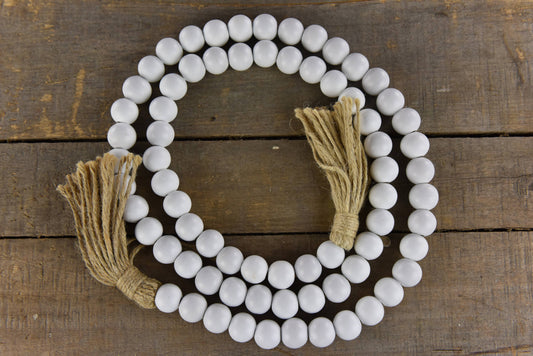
[295,97,370,250]
[57,153,161,309]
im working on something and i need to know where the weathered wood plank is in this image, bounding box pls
[0,232,531,354]
[1,0,532,140]
[0,137,531,237]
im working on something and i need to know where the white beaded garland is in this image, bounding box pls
[409,183,439,210]
[308,317,336,348]
[122,75,152,104]
[362,68,390,96]
[355,296,384,326]
[124,195,149,223]
[278,18,304,45]
[151,168,179,197]
[254,320,280,350]
[149,96,178,122]
[276,46,303,75]
[298,284,325,314]
[203,19,229,47]
[320,70,348,98]
[245,284,272,315]
[138,55,165,82]
[228,14,253,42]
[179,293,207,323]
[342,53,370,81]
[196,229,224,258]
[155,37,183,65]
[272,289,299,319]
[203,303,232,334]
[153,235,182,264]
[341,255,371,284]
[155,283,182,313]
[159,73,188,101]
[219,277,247,307]
[366,209,395,236]
[163,190,192,218]
[107,122,136,149]
[408,209,437,236]
[229,313,256,343]
[333,310,362,341]
[179,25,205,53]
[174,250,202,279]
[202,46,229,75]
[282,318,308,349]
[175,213,204,241]
[374,277,404,307]
[301,24,328,53]
[299,56,327,84]
[135,217,163,245]
[240,255,268,284]
[253,40,278,68]
[216,246,244,275]
[369,183,398,209]
[392,258,423,287]
[406,157,435,184]
[401,132,430,158]
[294,254,322,283]
[195,266,223,295]
[317,241,345,269]
[359,108,382,136]
[178,54,206,83]
[228,43,253,71]
[364,131,393,158]
[111,98,138,124]
[399,233,429,261]
[322,273,351,303]
[268,260,295,289]
[253,14,278,40]
[354,231,384,261]
[370,156,399,183]
[322,37,350,65]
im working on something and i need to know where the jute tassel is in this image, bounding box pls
[295,97,369,250]
[57,153,161,309]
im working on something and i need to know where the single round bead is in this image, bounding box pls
[334,310,362,341]
[342,53,370,81]
[355,231,384,260]
[245,284,272,315]
[203,19,229,47]
[359,108,382,136]
[151,169,179,197]
[278,17,304,45]
[122,75,151,104]
[178,54,206,83]
[254,320,280,350]
[229,313,256,343]
[159,73,188,101]
[364,131,393,158]
[253,40,278,68]
[179,25,205,53]
[195,266,223,295]
[374,277,404,307]
[146,121,174,147]
[272,289,298,320]
[203,303,231,334]
[392,107,421,135]
[276,46,303,75]
[409,183,439,210]
[196,229,224,258]
[219,277,247,307]
[108,148,129,161]
[408,209,437,236]
[111,98,138,124]
[228,14,253,42]
[339,87,366,114]
[268,260,295,289]
[322,273,351,303]
[163,190,192,218]
[240,255,268,284]
[155,283,182,313]
[400,233,429,261]
[406,157,435,184]
[322,37,350,65]
[179,293,207,323]
[355,296,384,326]
[107,123,136,149]
[366,209,395,236]
[202,46,229,75]
[135,217,163,245]
[175,213,204,241]
[377,88,405,116]
[138,55,165,82]
[216,246,244,275]
[320,70,348,98]
[143,146,171,173]
[294,254,322,283]
[228,43,253,71]
[370,156,400,183]
[317,240,345,269]
[341,255,371,284]
[299,56,327,84]
[149,96,178,122]
[369,183,398,209]
[174,250,202,279]
[124,195,149,223]
[253,14,277,40]
[362,68,390,96]
[308,317,336,348]
[393,258,423,287]
[282,318,308,349]
[401,132,430,158]
[156,37,183,65]
[298,284,325,314]
[301,24,328,53]
[153,235,182,264]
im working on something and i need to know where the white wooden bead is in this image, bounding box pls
[178,54,206,83]
[370,156,399,183]
[156,37,183,65]
[203,19,229,47]
[216,246,244,275]
[124,195,149,223]
[408,209,437,236]
[253,40,278,68]
[301,24,328,53]
[322,273,351,303]
[179,25,205,53]
[219,277,247,307]
[155,283,182,313]
[203,303,231,334]
[294,254,322,283]
[320,70,348,98]
[400,233,429,261]
[108,148,129,172]
[195,266,223,295]
[229,313,256,343]
[254,320,280,350]
[107,122,136,149]
[143,146,171,172]
[228,14,253,42]
[392,107,421,135]
[406,157,435,184]
[268,260,295,289]
[359,108,382,136]
[393,258,423,287]
[374,277,404,307]
[179,293,207,323]
[149,96,178,122]
[377,88,405,116]
[278,18,304,45]
[146,121,174,147]
[366,209,395,236]
[298,284,325,314]
[409,183,439,210]
[153,235,182,264]
[138,55,165,82]
[276,46,303,75]
[354,231,384,260]
[369,183,398,209]
[308,317,335,348]
[362,68,390,96]
[322,37,349,65]
[174,250,202,279]
[317,241,345,269]
[111,98,138,124]
[401,132,430,158]
[202,47,229,75]
[122,75,152,104]
[299,56,327,84]
[355,296,384,326]
[241,255,268,284]
[339,87,366,114]
[175,213,204,241]
[228,43,253,71]
[333,310,362,341]
[163,190,192,218]
[245,284,272,315]
[196,229,224,258]
[364,131,393,158]
[282,318,308,349]
[272,289,298,319]
[159,73,188,100]
[135,217,163,245]
[341,255,371,283]
[342,53,369,81]
[151,169,179,197]
[253,14,277,40]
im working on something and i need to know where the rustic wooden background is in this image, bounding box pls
[1,0,532,354]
